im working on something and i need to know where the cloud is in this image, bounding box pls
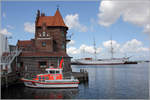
[103,39,149,54]
[67,44,102,55]
[67,47,80,55]
[103,40,121,57]
[102,40,121,58]
[120,39,149,53]
[103,40,120,50]
[68,40,75,46]
[0,28,12,36]
[137,47,150,52]
[64,14,88,32]
[24,22,35,33]
[79,44,102,54]
[67,39,149,60]
[79,44,95,54]
[98,0,150,34]
[7,25,14,29]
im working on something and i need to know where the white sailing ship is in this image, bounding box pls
[72,37,130,65]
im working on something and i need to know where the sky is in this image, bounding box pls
[1,0,150,60]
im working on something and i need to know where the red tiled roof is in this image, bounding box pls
[2,52,10,56]
[17,40,33,47]
[20,51,69,57]
[36,9,67,27]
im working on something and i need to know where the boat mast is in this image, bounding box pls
[93,37,97,60]
[82,48,86,58]
[110,34,114,59]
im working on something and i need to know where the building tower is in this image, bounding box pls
[34,9,68,53]
[17,9,71,76]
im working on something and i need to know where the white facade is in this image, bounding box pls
[0,34,9,63]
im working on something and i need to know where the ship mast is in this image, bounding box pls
[110,34,114,59]
[93,37,97,60]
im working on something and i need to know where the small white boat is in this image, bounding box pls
[21,58,79,88]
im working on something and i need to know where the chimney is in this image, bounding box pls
[35,10,40,25]
[41,13,45,16]
[37,10,40,17]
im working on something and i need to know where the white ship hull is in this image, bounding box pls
[22,78,79,88]
[73,58,129,65]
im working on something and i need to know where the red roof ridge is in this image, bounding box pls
[53,9,67,27]
[18,40,31,42]
[36,9,67,28]
[17,40,33,46]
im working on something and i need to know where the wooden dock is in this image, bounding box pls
[72,69,89,83]
[1,72,20,88]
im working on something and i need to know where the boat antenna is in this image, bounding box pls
[110,34,114,59]
[57,57,59,67]
[93,36,97,60]
[82,48,86,58]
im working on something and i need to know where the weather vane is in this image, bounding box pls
[57,4,60,10]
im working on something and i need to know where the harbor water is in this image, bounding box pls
[1,62,149,99]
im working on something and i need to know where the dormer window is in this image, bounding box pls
[38,33,41,37]
[43,32,46,37]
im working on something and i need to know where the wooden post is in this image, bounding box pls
[4,71,8,88]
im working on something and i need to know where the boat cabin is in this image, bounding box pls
[45,68,62,74]
[33,68,63,81]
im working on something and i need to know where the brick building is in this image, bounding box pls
[17,9,71,77]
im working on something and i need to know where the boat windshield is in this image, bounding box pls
[48,70,61,74]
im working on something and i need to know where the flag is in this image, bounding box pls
[59,57,64,69]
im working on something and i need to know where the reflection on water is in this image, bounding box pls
[2,84,79,99]
[24,87,79,99]
[72,63,149,99]
[1,63,149,99]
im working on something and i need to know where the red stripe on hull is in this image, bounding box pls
[27,86,78,89]
[21,79,79,84]
[39,82,79,85]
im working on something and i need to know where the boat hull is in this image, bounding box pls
[21,78,79,88]
[72,62,125,65]
[72,60,125,65]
